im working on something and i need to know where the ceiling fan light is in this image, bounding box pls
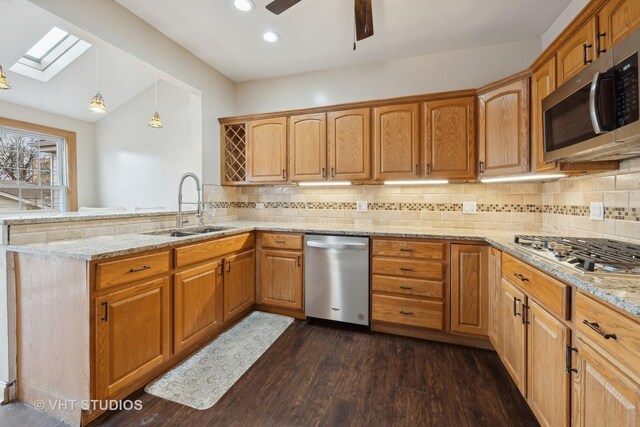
[88,91,108,113]
[0,66,11,90]
[148,111,164,128]
[234,0,254,12]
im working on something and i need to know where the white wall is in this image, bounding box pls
[541,0,589,50]
[95,81,199,211]
[0,100,97,208]
[235,38,541,115]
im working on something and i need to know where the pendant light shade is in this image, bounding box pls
[148,79,163,128]
[89,48,107,113]
[0,65,10,90]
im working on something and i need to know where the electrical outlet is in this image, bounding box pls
[356,201,368,212]
[462,201,477,214]
[590,202,604,221]
[255,202,265,209]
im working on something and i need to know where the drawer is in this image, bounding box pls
[372,258,444,280]
[96,251,170,290]
[372,275,443,299]
[502,253,570,320]
[372,294,443,330]
[576,292,640,374]
[260,232,303,250]
[372,238,444,260]
[175,232,255,268]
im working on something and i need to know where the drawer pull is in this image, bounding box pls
[400,311,413,316]
[399,248,414,252]
[583,320,617,340]
[129,265,151,273]
[565,345,578,374]
[513,272,530,283]
[399,286,414,290]
[275,240,286,243]
[400,267,414,272]
[513,297,522,317]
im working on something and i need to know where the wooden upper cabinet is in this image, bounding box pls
[557,18,597,85]
[289,113,327,182]
[499,278,527,396]
[423,97,476,180]
[598,0,640,53]
[478,78,530,177]
[327,108,371,181]
[373,103,420,180]
[224,249,255,321]
[247,117,288,182]
[532,57,558,173]
[450,244,489,337]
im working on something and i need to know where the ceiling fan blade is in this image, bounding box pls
[266,0,303,15]
[355,0,374,41]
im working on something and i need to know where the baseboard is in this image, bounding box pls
[0,380,15,404]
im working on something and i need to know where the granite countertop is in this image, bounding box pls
[5,220,640,318]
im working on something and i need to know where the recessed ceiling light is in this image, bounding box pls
[234,0,254,11]
[263,31,280,43]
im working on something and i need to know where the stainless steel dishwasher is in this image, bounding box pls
[304,234,369,326]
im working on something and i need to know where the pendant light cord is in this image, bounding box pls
[154,79,158,110]
[96,48,100,92]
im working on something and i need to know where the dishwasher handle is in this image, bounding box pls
[306,240,368,250]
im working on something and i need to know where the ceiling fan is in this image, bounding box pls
[265,0,374,46]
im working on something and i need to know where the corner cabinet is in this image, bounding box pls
[488,247,502,347]
[477,77,530,177]
[373,103,420,181]
[423,97,476,180]
[247,117,288,183]
[450,244,489,337]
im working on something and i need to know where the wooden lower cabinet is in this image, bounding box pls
[450,244,489,337]
[224,249,256,320]
[258,249,303,310]
[174,261,224,354]
[488,248,502,347]
[527,300,570,427]
[573,337,640,427]
[498,278,527,395]
[372,294,443,330]
[95,277,171,400]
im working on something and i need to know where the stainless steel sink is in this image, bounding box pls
[144,226,233,237]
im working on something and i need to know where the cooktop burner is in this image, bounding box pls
[514,235,640,275]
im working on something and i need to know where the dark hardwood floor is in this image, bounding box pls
[94,321,537,427]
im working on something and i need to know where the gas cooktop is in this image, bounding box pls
[514,235,640,276]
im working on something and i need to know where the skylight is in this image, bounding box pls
[10,26,91,83]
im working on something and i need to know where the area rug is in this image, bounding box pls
[144,311,294,410]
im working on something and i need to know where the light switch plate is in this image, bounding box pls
[462,201,477,214]
[356,201,368,212]
[590,202,604,221]
[255,202,265,209]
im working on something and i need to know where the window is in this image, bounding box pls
[10,27,91,82]
[0,119,77,212]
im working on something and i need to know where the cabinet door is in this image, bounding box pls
[289,113,327,182]
[258,249,303,310]
[598,0,640,54]
[451,244,488,337]
[174,261,224,354]
[423,97,475,180]
[527,300,570,427]
[95,277,170,399]
[247,117,288,182]
[327,108,371,181]
[478,78,530,177]
[224,249,255,320]
[532,57,558,173]
[573,337,640,427]
[557,19,597,85]
[499,278,527,395]
[373,103,420,180]
[488,247,502,348]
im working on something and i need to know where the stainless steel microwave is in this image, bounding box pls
[543,29,640,162]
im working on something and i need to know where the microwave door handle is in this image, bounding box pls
[589,71,606,134]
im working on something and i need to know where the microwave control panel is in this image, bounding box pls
[615,52,639,128]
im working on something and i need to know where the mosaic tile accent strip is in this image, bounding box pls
[205,202,640,221]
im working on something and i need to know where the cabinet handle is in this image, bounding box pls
[582,320,617,340]
[129,265,151,273]
[399,248,414,252]
[227,261,231,273]
[100,301,109,322]
[217,265,223,276]
[400,267,414,272]
[513,297,521,317]
[414,164,419,175]
[565,345,578,374]
[399,286,414,290]
[275,240,286,243]
[479,161,485,174]
[583,43,593,65]
[596,31,607,55]
[400,311,414,316]
[322,167,326,178]
[297,255,302,267]
[282,169,286,179]
[331,167,335,177]
[521,304,530,325]
[425,163,430,175]
[513,272,530,283]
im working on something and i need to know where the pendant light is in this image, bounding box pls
[148,79,163,128]
[0,65,10,90]
[88,48,107,113]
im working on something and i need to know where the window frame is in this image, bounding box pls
[0,117,78,212]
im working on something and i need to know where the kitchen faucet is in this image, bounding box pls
[177,172,203,228]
